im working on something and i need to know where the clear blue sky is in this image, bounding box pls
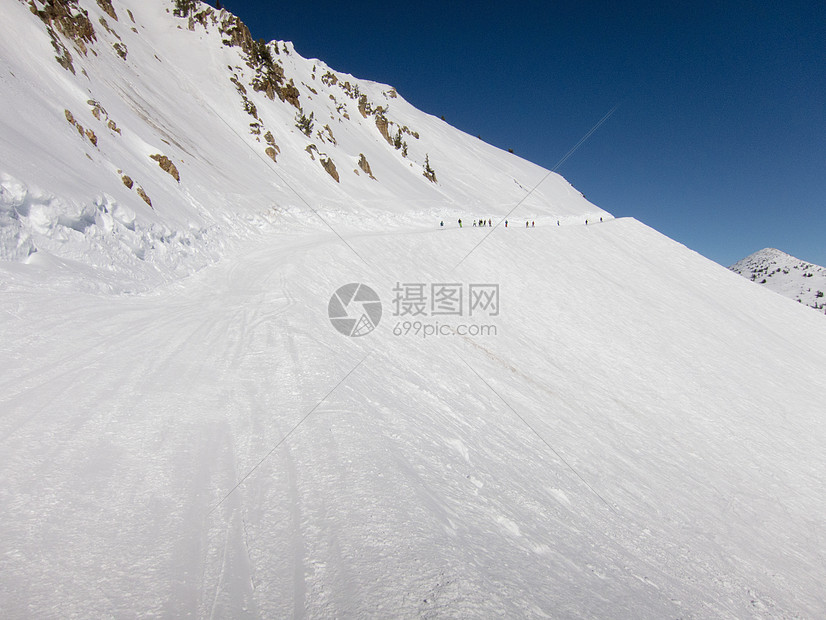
[216,0,825,267]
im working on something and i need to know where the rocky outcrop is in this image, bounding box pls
[150,154,180,183]
[358,154,375,180]
[29,0,99,73]
[84,100,122,135]
[280,79,300,108]
[304,145,339,182]
[264,132,280,161]
[136,186,152,208]
[219,13,254,54]
[374,107,392,145]
[96,0,116,21]
[317,124,336,145]
[30,0,96,55]
[88,100,104,120]
[64,108,97,147]
[321,157,339,183]
[358,95,371,118]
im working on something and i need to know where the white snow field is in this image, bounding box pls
[3,218,826,618]
[2,1,826,618]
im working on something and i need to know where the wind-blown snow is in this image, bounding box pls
[2,1,826,618]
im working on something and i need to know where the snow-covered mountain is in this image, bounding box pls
[3,1,826,618]
[1,0,605,292]
[730,247,826,314]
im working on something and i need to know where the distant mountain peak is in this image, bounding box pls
[730,248,826,314]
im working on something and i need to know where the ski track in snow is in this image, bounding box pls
[2,219,826,618]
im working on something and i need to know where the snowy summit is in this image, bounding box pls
[2,1,826,618]
[730,247,826,315]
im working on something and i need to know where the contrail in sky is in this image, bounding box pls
[551,103,619,171]
[452,103,620,270]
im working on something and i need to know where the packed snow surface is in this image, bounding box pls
[4,218,826,618]
[2,1,826,618]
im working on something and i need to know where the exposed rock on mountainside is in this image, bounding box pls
[96,0,116,20]
[320,156,339,182]
[149,154,180,182]
[30,0,97,51]
[358,153,375,179]
[374,107,392,145]
[29,0,97,73]
[136,185,152,208]
[2,0,607,288]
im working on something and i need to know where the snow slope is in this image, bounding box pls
[730,247,826,315]
[3,218,826,618]
[2,1,826,618]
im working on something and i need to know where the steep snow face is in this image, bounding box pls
[0,0,607,292]
[730,248,826,315]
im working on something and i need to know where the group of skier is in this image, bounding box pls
[441,217,604,229]
[444,219,536,229]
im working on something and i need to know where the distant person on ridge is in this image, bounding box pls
[458,219,462,228]
[488,219,492,227]
[473,220,477,227]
